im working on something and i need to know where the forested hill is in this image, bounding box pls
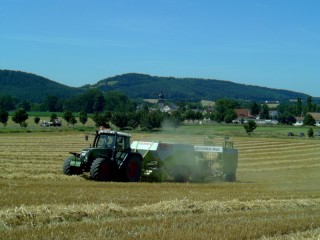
[0,70,84,102]
[0,70,313,103]
[84,73,310,102]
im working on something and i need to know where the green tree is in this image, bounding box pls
[306,96,312,112]
[140,110,163,130]
[93,94,106,113]
[307,128,314,138]
[0,95,17,111]
[296,97,302,116]
[278,111,296,125]
[79,111,88,126]
[34,116,40,126]
[195,111,204,122]
[104,91,135,113]
[92,112,111,128]
[224,109,237,123]
[260,104,270,119]
[12,108,28,127]
[127,112,141,129]
[111,112,129,129]
[244,120,257,135]
[250,101,260,116]
[63,111,73,126]
[44,95,59,112]
[213,99,239,123]
[185,110,196,123]
[69,116,77,128]
[303,114,315,126]
[18,100,31,111]
[0,108,9,126]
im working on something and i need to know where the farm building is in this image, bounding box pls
[293,112,320,126]
[235,109,254,119]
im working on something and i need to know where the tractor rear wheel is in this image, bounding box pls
[90,158,114,181]
[63,156,83,175]
[121,155,142,182]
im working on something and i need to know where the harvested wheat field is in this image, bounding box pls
[0,130,320,240]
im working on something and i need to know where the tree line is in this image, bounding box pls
[1,90,320,130]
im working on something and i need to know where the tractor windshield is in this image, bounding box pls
[96,134,115,148]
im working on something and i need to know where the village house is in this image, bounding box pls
[293,112,320,126]
[235,109,254,119]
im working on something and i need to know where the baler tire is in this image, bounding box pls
[223,173,236,182]
[63,156,83,175]
[173,166,190,182]
[121,155,142,182]
[90,158,114,181]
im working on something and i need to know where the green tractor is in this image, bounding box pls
[63,130,143,182]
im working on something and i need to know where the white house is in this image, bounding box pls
[293,113,320,126]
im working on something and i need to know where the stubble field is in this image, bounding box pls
[0,128,320,239]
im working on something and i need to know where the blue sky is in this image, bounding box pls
[1,0,319,97]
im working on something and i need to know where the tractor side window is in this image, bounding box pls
[123,137,130,150]
[116,136,124,151]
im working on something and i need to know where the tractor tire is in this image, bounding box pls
[63,156,83,175]
[120,155,142,182]
[90,158,114,181]
[222,172,236,182]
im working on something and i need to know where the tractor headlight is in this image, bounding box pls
[80,151,88,160]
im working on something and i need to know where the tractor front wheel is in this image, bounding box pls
[121,155,142,182]
[90,158,114,181]
[63,156,83,175]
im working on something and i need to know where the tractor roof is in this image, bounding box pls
[98,129,131,137]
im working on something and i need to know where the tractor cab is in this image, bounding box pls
[93,130,131,152]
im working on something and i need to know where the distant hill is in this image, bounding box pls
[84,73,310,102]
[0,70,315,104]
[0,70,84,102]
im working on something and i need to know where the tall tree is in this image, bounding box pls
[250,101,260,116]
[260,104,270,119]
[296,97,302,116]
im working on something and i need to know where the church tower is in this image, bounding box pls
[158,90,165,104]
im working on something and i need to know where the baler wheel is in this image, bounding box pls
[63,156,83,175]
[173,166,190,182]
[121,155,142,182]
[90,158,114,181]
[222,172,236,182]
